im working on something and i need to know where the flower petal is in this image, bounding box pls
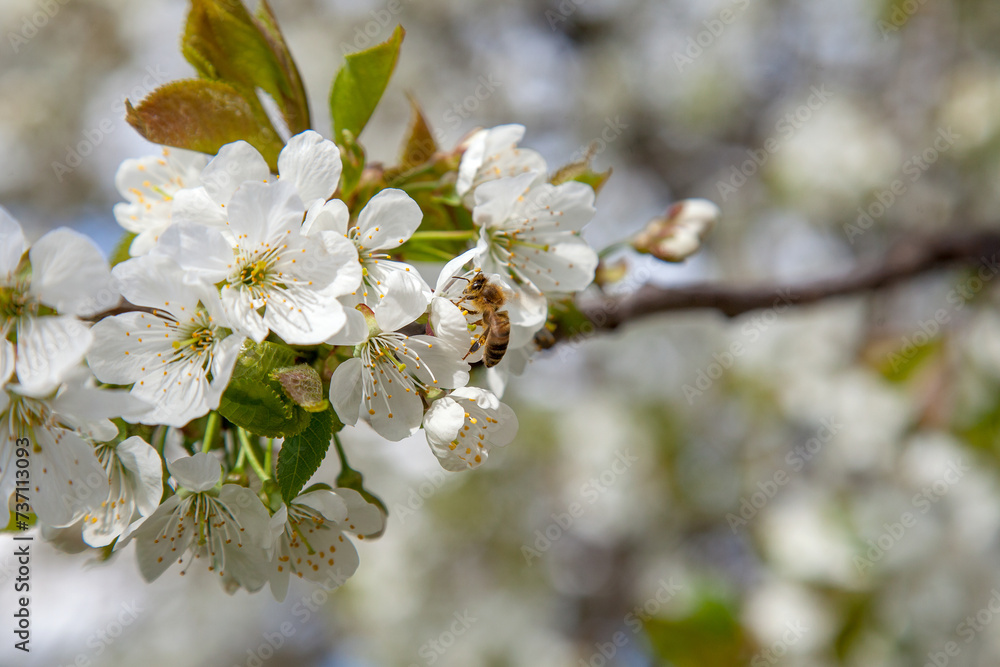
[472,171,536,229]
[15,315,92,394]
[372,269,430,333]
[326,305,368,346]
[133,495,190,582]
[168,452,221,492]
[262,283,347,345]
[434,247,479,292]
[334,487,385,536]
[153,222,234,284]
[201,140,269,205]
[365,369,424,441]
[111,255,203,311]
[116,436,164,518]
[428,297,471,352]
[356,188,423,251]
[30,427,106,527]
[278,130,343,208]
[330,357,363,426]
[423,396,464,445]
[29,228,118,317]
[228,180,304,249]
[0,206,26,278]
[221,283,268,343]
[0,338,14,386]
[171,186,229,229]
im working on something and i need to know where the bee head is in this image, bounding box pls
[470,272,488,290]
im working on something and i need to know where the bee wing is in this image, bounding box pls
[486,272,515,298]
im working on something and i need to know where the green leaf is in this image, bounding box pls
[183,0,311,134]
[644,596,752,667]
[550,143,613,195]
[125,79,284,169]
[218,339,311,438]
[876,336,942,383]
[330,25,405,143]
[109,232,136,267]
[276,408,339,502]
[572,166,612,194]
[339,135,366,201]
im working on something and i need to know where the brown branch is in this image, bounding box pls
[580,230,1000,331]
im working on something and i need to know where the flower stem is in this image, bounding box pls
[408,230,478,242]
[237,428,270,482]
[399,181,445,193]
[202,412,221,453]
[598,241,630,258]
[387,162,437,186]
[333,432,362,488]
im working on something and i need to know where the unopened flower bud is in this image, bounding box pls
[632,198,720,262]
[595,257,628,288]
[272,364,328,413]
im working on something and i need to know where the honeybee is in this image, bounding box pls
[452,271,511,368]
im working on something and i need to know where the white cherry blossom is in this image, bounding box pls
[0,372,143,527]
[456,124,547,206]
[423,387,518,471]
[169,130,343,233]
[473,172,600,299]
[0,208,117,394]
[430,248,541,362]
[81,436,163,547]
[329,278,470,441]
[632,198,720,262]
[155,179,355,345]
[87,255,246,427]
[113,147,209,256]
[133,453,273,592]
[268,487,384,601]
[303,188,430,345]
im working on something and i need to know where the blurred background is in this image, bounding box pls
[3,0,1000,665]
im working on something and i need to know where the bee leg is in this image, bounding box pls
[463,333,487,359]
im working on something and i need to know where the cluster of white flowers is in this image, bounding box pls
[0,123,602,596]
